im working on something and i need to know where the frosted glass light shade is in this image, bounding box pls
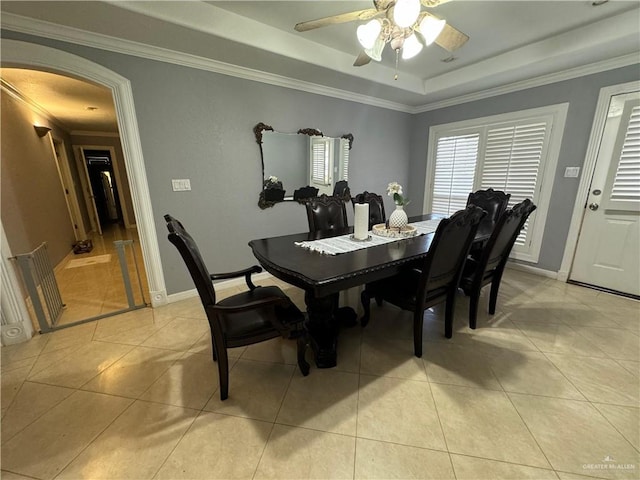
[419,15,446,45]
[357,19,382,49]
[393,0,421,28]
[402,34,423,59]
[365,36,385,61]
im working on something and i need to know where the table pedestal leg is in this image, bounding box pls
[305,291,339,368]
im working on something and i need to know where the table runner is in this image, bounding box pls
[295,219,442,255]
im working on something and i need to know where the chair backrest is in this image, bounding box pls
[466,188,511,237]
[305,194,349,233]
[293,186,319,201]
[480,199,537,275]
[419,206,485,293]
[164,214,217,308]
[351,191,386,229]
[333,180,350,199]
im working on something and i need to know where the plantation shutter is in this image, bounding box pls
[311,137,330,186]
[432,133,480,215]
[480,120,548,246]
[341,138,350,181]
[608,104,640,209]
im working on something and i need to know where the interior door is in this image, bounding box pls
[570,91,640,296]
[76,147,102,235]
[51,138,86,240]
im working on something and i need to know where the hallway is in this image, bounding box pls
[50,224,148,328]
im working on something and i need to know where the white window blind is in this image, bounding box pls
[610,105,640,204]
[427,103,568,264]
[481,121,547,246]
[341,139,350,181]
[311,137,330,186]
[432,134,479,215]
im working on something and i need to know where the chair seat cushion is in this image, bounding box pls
[460,257,497,293]
[373,268,449,310]
[218,286,304,343]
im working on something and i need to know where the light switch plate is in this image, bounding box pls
[172,179,191,191]
[564,167,580,178]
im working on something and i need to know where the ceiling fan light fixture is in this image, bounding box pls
[393,0,421,28]
[365,36,385,61]
[402,33,423,59]
[419,15,446,45]
[357,19,382,49]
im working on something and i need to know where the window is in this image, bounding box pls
[310,137,332,186]
[425,104,568,263]
[607,102,640,210]
[340,137,350,181]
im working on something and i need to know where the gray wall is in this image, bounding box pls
[4,30,638,294]
[2,31,413,295]
[410,64,640,271]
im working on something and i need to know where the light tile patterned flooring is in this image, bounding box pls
[53,224,148,326]
[1,269,638,479]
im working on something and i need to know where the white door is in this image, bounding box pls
[570,91,640,296]
[76,146,102,235]
[52,139,87,240]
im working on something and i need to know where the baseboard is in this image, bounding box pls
[506,262,558,279]
[165,271,274,304]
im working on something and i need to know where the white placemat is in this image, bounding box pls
[294,218,442,255]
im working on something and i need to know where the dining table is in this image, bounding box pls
[248,213,489,368]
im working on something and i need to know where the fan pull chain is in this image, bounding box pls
[394,49,399,80]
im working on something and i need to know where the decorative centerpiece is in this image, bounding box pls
[372,223,417,238]
[387,181,410,229]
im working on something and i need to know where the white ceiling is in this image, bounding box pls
[1,0,639,131]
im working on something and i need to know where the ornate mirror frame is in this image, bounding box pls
[255,122,354,209]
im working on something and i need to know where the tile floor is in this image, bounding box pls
[1,269,638,480]
[52,224,148,327]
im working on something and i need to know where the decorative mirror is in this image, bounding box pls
[255,123,354,209]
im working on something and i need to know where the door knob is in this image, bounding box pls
[588,203,599,211]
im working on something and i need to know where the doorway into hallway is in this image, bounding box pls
[52,223,148,327]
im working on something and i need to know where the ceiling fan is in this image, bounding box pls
[294,0,469,69]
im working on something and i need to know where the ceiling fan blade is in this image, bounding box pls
[420,0,452,7]
[353,51,372,67]
[434,23,469,52]
[295,9,381,32]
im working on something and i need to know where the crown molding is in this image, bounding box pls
[411,53,640,114]
[70,130,120,137]
[2,12,637,116]
[1,13,414,114]
[0,77,67,129]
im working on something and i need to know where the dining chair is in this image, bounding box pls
[305,193,349,233]
[351,191,386,229]
[360,205,486,357]
[466,188,511,257]
[164,214,309,401]
[293,185,319,201]
[332,180,350,200]
[459,199,537,329]
[304,194,357,326]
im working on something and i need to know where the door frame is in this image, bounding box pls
[1,39,168,308]
[74,145,102,235]
[50,136,87,240]
[559,80,640,282]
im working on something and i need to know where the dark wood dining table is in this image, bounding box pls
[248,213,488,368]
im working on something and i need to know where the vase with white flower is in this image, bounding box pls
[387,181,410,230]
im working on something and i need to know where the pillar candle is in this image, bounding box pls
[354,203,369,240]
